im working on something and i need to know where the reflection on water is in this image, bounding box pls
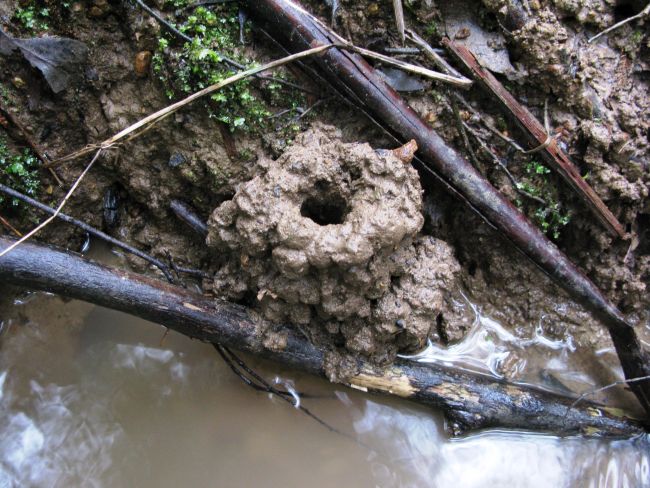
[0,294,648,487]
[401,296,576,379]
[402,294,640,410]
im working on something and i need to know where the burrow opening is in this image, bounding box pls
[300,182,350,226]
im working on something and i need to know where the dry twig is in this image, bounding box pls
[393,0,406,43]
[49,43,335,166]
[0,183,177,281]
[565,375,650,418]
[589,3,650,43]
[443,38,626,239]
[0,213,21,236]
[0,149,102,258]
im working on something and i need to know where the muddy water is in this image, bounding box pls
[0,293,649,487]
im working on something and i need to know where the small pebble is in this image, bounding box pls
[12,76,25,89]
[168,152,186,168]
[134,51,152,78]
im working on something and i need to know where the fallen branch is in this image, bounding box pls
[0,235,644,437]
[245,0,650,416]
[442,38,626,239]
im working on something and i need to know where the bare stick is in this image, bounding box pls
[405,29,472,87]
[348,44,472,87]
[0,103,63,186]
[393,0,406,43]
[0,149,102,258]
[566,375,650,417]
[443,38,626,239]
[0,213,21,236]
[589,3,650,43]
[214,344,354,440]
[0,183,175,281]
[49,44,335,166]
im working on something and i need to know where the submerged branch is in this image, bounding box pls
[0,236,644,437]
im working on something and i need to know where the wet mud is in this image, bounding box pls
[0,0,649,374]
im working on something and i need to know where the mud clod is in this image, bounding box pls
[207,125,460,363]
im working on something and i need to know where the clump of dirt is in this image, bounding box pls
[206,124,460,366]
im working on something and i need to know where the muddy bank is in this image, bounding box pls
[0,0,649,381]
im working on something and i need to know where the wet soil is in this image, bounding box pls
[1,0,649,379]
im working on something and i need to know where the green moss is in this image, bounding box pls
[515,160,571,240]
[154,5,306,134]
[424,20,439,38]
[0,134,41,213]
[13,1,50,32]
[630,30,644,45]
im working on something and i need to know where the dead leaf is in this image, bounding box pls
[0,29,88,93]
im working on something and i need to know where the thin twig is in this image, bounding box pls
[462,120,548,206]
[405,29,472,87]
[0,149,102,258]
[214,344,351,438]
[449,94,479,165]
[180,0,238,11]
[0,183,176,281]
[348,44,474,87]
[134,0,314,94]
[0,213,22,236]
[393,0,406,43]
[565,375,650,417]
[589,3,650,43]
[49,43,335,167]
[383,46,421,55]
[133,0,192,43]
[447,95,548,205]
[0,103,63,185]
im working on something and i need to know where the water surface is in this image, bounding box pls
[0,294,648,487]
